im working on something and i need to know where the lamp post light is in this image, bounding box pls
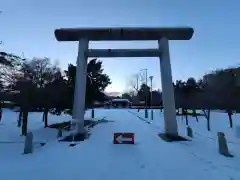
[149,76,153,120]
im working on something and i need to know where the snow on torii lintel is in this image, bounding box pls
[54,27,194,41]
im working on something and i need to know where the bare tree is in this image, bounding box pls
[0,52,25,88]
[9,57,60,131]
[20,57,59,88]
[20,58,60,126]
[127,74,139,94]
[0,52,25,121]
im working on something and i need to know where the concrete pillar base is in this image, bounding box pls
[59,130,88,142]
[187,126,193,137]
[71,118,86,133]
[158,133,189,142]
[71,132,88,141]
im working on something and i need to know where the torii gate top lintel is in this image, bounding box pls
[54,27,194,41]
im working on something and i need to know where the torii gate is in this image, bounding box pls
[54,27,194,139]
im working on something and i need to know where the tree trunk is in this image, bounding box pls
[185,115,188,126]
[195,115,199,123]
[0,109,2,122]
[42,111,45,121]
[44,108,48,127]
[183,109,188,125]
[203,109,211,131]
[192,109,196,116]
[207,109,211,131]
[193,109,198,122]
[227,110,233,128]
[17,110,22,127]
[21,108,28,136]
[207,117,210,131]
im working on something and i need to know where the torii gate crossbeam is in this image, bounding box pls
[87,49,161,58]
[54,27,194,139]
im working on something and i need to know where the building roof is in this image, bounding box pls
[54,27,194,41]
[111,99,130,102]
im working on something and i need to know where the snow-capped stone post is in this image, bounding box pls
[54,27,194,138]
[23,132,33,154]
[57,129,63,138]
[217,132,233,157]
[187,126,193,137]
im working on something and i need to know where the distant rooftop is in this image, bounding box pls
[54,27,194,41]
[105,92,122,97]
[111,99,130,102]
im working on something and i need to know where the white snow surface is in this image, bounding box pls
[0,108,239,180]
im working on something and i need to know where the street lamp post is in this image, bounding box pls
[149,76,153,120]
[140,68,148,118]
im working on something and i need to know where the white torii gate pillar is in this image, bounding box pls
[158,37,178,135]
[72,39,89,134]
[54,27,194,138]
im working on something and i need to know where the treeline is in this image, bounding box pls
[124,66,240,111]
[174,67,240,111]
[0,52,111,135]
[122,84,162,106]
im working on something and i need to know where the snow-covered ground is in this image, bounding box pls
[130,108,240,143]
[0,108,239,180]
[130,109,240,178]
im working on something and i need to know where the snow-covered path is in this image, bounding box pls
[0,109,239,180]
[87,109,216,180]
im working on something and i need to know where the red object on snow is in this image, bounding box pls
[113,133,135,144]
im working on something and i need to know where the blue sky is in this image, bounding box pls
[1,0,240,93]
